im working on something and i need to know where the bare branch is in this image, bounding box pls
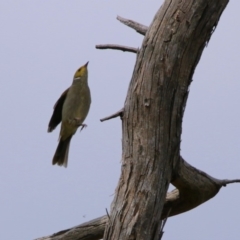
[117,16,148,35]
[221,179,240,186]
[161,157,239,219]
[105,208,110,219]
[37,155,240,240]
[100,108,124,122]
[35,216,108,240]
[95,44,138,53]
[159,208,171,240]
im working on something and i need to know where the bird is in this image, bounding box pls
[48,62,91,167]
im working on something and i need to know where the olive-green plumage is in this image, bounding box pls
[48,62,91,167]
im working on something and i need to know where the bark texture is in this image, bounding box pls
[35,216,108,240]
[36,168,239,240]
[37,0,237,239]
[103,0,229,239]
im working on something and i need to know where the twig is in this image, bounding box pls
[100,108,124,122]
[105,208,110,219]
[221,179,240,186]
[117,16,148,35]
[159,208,172,240]
[105,208,112,227]
[96,44,138,53]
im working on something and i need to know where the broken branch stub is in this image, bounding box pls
[95,44,138,53]
[117,15,148,35]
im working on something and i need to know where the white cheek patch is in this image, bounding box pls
[74,77,81,81]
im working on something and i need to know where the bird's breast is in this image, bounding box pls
[62,85,91,124]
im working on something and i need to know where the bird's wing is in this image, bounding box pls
[48,88,69,132]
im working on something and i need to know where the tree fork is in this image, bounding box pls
[36,0,240,239]
[104,0,229,239]
[35,169,239,240]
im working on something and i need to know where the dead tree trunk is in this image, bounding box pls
[103,0,229,239]
[37,0,240,240]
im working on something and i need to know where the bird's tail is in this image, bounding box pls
[52,136,72,167]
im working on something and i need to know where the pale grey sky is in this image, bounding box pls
[0,1,239,240]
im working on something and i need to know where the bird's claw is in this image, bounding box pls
[73,118,87,131]
[80,124,87,131]
[68,118,87,130]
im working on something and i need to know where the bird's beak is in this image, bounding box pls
[84,61,89,67]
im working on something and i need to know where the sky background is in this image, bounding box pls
[0,1,240,240]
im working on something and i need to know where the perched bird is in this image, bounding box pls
[48,62,91,167]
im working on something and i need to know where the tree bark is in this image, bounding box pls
[103,0,229,239]
[36,166,240,240]
[35,216,108,240]
[36,1,239,239]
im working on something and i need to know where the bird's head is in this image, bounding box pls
[73,61,89,80]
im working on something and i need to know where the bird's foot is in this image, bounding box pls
[80,123,87,131]
[72,118,87,131]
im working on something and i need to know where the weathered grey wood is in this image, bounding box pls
[37,0,238,239]
[116,16,148,35]
[35,216,108,240]
[103,0,229,239]
[96,44,138,53]
[161,157,240,218]
[100,108,124,122]
[35,165,239,240]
